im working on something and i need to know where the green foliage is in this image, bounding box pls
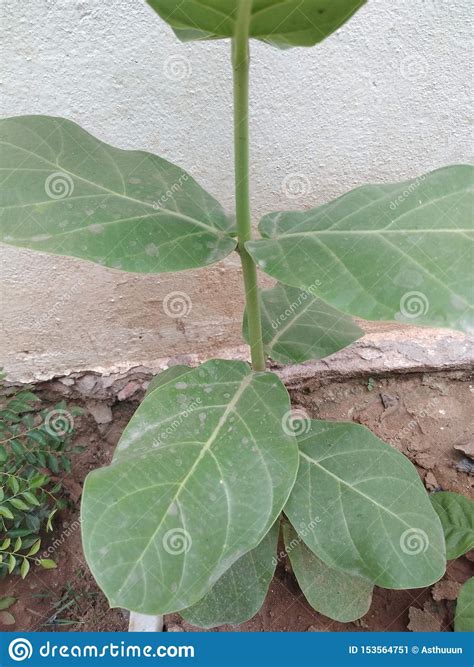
[82,360,298,614]
[182,520,279,628]
[0,595,17,625]
[247,166,474,333]
[431,492,474,560]
[2,0,470,628]
[147,0,367,48]
[0,116,236,274]
[454,578,474,632]
[0,375,82,578]
[283,523,373,623]
[284,420,446,588]
[243,283,363,364]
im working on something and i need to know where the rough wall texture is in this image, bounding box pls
[1,0,472,382]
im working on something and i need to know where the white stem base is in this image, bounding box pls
[128,612,164,632]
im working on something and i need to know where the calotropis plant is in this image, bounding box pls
[1,0,472,627]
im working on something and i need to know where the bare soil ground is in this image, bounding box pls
[1,370,472,633]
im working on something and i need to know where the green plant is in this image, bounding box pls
[0,372,82,577]
[430,492,474,560]
[454,578,474,632]
[0,595,17,626]
[43,582,96,627]
[1,1,472,626]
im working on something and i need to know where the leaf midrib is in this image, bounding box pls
[267,292,317,348]
[266,183,472,237]
[0,139,226,237]
[270,228,472,238]
[299,450,414,529]
[114,372,254,592]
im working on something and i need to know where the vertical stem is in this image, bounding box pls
[232,2,266,372]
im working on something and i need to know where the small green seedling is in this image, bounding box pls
[1,1,472,626]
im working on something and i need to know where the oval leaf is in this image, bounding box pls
[7,555,16,574]
[26,539,41,557]
[0,506,14,520]
[247,166,474,333]
[38,559,57,570]
[82,360,298,614]
[454,577,474,632]
[0,611,15,625]
[20,558,30,579]
[9,498,30,512]
[0,116,236,273]
[0,597,16,611]
[431,492,474,560]
[181,520,279,628]
[21,492,41,507]
[283,522,372,623]
[147,0,366,49]
[284,420,446,588]
[243,283,362,364]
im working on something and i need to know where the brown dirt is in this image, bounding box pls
[1,370,472,633]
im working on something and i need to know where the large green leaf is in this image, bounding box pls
[0,116,235,272]
[147,1,366,49]
[454,578,474,632]
[283,522,372,622]
[145,365,193,396]
[181,519,279,628]
[81,360,298,614]
[243,283,363,364]
[284,420,446,588]
[247,166,474,332]
[431,492,474,560]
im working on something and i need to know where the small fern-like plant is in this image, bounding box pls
[0,1,472,625]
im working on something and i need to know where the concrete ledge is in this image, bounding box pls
[11,324,472,400]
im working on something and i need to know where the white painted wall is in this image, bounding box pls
[1,0,472,381]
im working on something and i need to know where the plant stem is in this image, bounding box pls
[232,2,266,372]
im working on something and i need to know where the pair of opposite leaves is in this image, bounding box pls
[0,1,471,339]
[1,115,472,337]
[81,360,446,621]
